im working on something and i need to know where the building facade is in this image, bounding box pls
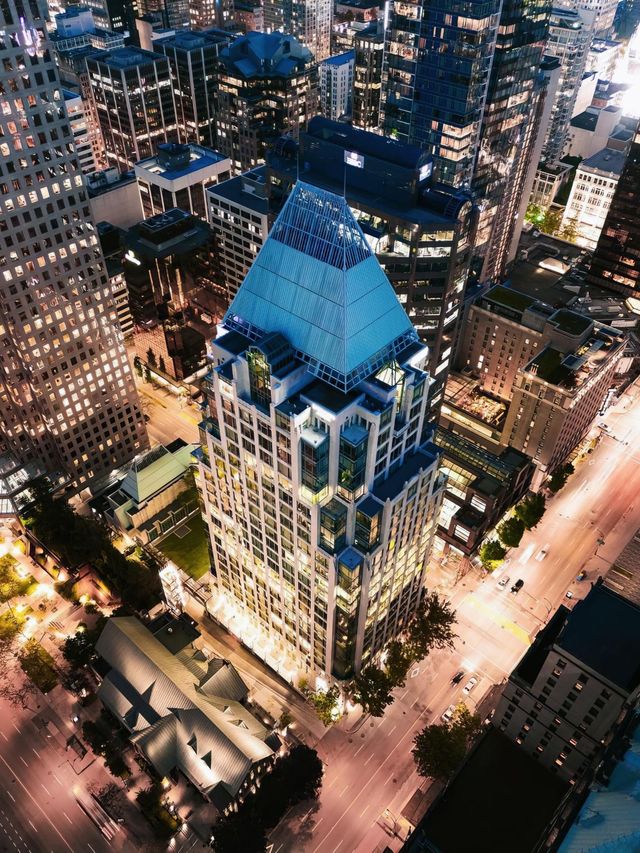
[0,0,148,490]
[496,582,640,783]
[155,29,232,150]
[87,47,178,171]
[197,182,445,682]
[135,142,232,221]
[63,88,96,174]
[319,51,354,121]
[206,167,270,302]
[352,22,383,131]
[560,147,626,249]
[267,118,473,416]
[264,0,333,61]
[587,130,640,296]
[214,32,317,174]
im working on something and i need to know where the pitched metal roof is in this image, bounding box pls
[224,181,418,391]
[96,618,275,799]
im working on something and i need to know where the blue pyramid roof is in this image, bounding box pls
[223,182,418,391]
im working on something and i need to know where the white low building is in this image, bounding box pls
[561,147,626,249]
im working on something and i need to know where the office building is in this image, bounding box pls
[97,222,135,338]
[63,88,96,174]
[189,0,233,29]
[96,616,280,810]
[207,167,270,302]
[198,182,445,682]
[319,51,354,121]
[560,147,626,249]
[352,22,384,131]
[86,168,144,229]
[264,0,333,61]
[135,142,231,220]
[381,0,501,189]
[458,285,625,481]
[137,0,190,30]
[541,6,595,165]
[586,130,640,296]
[214,32,317,173]
[0,0,148,489]
[155,29,232,150]
[87,47,178,171]
[566,105,626,160]
[496,581,640,782]
[233,3,264,32]
[267,118,473,415]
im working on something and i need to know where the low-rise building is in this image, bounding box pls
[86,168,144,229]
[97,440,198,543]
[135,142,232,221]
[561,147,627,249]
[95,615,280,810]
[206,167,270,302]
[496,581,640,783]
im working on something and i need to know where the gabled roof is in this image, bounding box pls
[118,443,195,505]
[96,618,275,799]
[224,181,418,391]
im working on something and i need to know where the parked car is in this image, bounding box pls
[497,575,510,589]
[441,704,456,724]
[536,546,549,561]
[576,569,587,581]
[463,677,478,695]
[451,671,465,685]
[511,579,524,594]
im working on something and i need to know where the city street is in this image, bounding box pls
[268,384,640,853]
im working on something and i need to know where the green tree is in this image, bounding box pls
[352,665,394,717]
[385,639,412,688]
[406,592,456,661]
[307,685,340,726]
[479,539,507,570]
[212,814,267,853]
[558,217,580,243]
[525,203,544,224]
[62,616,107,669]
[541,207,563,235]
[548,463,574,493]
[497,517,525,548]
[514,493,546,529]
[412,704,482,782]
[146,348,156,368]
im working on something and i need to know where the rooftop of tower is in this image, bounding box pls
[223,181,419,392]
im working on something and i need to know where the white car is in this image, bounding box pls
[497,575,510,589]
[441,704,456,724]
[463,677,478,695]
[536,545,550,561]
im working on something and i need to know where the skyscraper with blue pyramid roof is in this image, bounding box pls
[197,181,445,682]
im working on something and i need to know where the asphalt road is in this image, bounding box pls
[269,384,640,853]
[0,697,117,853]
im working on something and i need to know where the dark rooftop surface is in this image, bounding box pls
[301,380,361,414]
[149,612,200,655]
[483,284,537,315]
[556,583,640,691]
[207,168,269,214]
[515,606,569,686]
[307,116,426,170]
[373,447,439,502]
[405,728,569,853]
[571,110,599,131]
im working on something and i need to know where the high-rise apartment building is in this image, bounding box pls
[155,29,232,150]
[381,0,501,189]
[137,0,190,30]
[63,88,96,175]
[586,130,640,296]
[0,0,148,490]
[267,118,473,416]
[214,32,317,173]
[352,22,383,131]
[319,51,354,121]
[135,142,232,220]
[87,47,178,171]
[496,582,640,783]
[189,0,233,29]
[197,182,445,681]
[540,7,594,165]
[264,0,333,61]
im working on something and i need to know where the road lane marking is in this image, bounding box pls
[363,754,374,766]
[28,821,37,833]
[354,743,366,757]
[338,783,349,796]
[19,757,27,768]
[11,724,19,734]
[0,733,7,742]
[31,748,40,759]
[312,818,323,832]
[0,754,75,853]
[62,811,73,825]
[87,845,97,853]
[300,807,313,823]
[331,843,343,853]
[359,803,371,817]
[388,724,397,735]
[5,790,14,802]
[41,784,52,797]
[53,773,63,787]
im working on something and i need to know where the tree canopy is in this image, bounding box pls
[351,665,395,717]
[497,517,525,548]
[479,539,507,569]
[514,492,546,528]
[412,704,482,782]
[406,591,457,661]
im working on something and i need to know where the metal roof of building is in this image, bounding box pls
[96,618,275,801]
[224,181,418,391]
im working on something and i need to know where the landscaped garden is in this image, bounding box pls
[156,513,210,580]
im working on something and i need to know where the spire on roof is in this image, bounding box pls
[223,181,419,392]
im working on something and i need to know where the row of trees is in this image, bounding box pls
[548,462,575,493]
[212,745,323,853]
[412,703,482,782]
[480,492,547,570]
[303,592,457,723]
[525,204,582,244]
[23,481,162,611]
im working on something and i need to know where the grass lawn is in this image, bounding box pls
[19,639,58,693]
[156,514,210,580]
[0,609,26,642]
[0,554,37,603]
